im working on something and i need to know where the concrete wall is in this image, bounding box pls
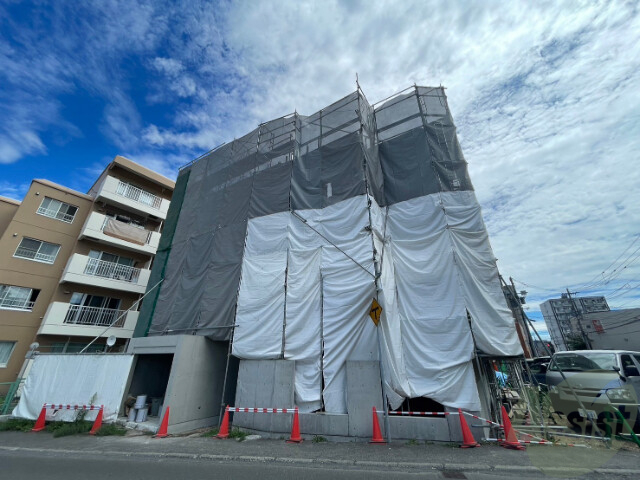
[233,360,295,434]
[232,359,463,442]
[127,335,229,434]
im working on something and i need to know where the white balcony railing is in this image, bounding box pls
[0,298,35,311]
[115,181,162,209]
[84,258,141,283]
[14,247,57,264]
[36,206,75,223]
[64,305,126,328]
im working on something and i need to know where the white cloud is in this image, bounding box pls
[2,1,640,314]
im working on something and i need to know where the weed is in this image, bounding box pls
[312,435,327,443]
[406,439,419,446]
[94,424,127,436]
[201,427,220,438]
[47,421,93,438]
[0,418,34,432]
[228,428,248,441]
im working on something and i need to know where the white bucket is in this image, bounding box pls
[135,406,148,423]
[134,395,147,409]
[128,408,137,422]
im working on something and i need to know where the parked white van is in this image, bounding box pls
[546,350,640,430]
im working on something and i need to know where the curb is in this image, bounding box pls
[1,445,639,475]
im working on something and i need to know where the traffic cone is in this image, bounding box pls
[286,407,303,443]
[216,406,230,439]
[369,407,386,444]
[458,409,480,448]
[500,405,525,450]
[89,406,104,435]
[154,406,170,438]
[32,405,47,432]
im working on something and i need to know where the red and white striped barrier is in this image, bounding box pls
[228,407,295,413]
[42,403,103,411]
[486,438,588,448]
[217,406,302,443]
[377,410,455,417]
[462,411,546,442]
[32,403,104,434]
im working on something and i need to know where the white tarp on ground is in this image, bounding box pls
[234,191,522,413]
[13,354,134,422]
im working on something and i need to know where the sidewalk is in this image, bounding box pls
[1,430,639,477]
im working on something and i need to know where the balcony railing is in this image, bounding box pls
[36,206,75,223]
[0,298,35,311]
[14,247,57,264]
[115,181,162,209]
[84,258,141,283]
[63,305,126,328]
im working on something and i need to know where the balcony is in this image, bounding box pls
[60,254,150,294]
[38,302,138,338]
[79,212,161,255]
[95,175,169,219]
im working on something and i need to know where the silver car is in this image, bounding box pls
[546,350,640,430]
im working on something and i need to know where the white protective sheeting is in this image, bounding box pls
[234,191,520,413]
[440,191,522,356]
[384,194,481,410]
[13,354,134,422]
[234,196,378,413]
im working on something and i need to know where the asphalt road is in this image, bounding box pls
[1,447,637,480]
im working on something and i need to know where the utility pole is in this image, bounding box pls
[566,289,592,350]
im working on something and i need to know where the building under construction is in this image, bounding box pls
[128,85,523,438]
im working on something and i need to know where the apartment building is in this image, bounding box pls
[540,294,610,351]
[0,156,174,384]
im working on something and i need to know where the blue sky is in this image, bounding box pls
[2,1,640,336]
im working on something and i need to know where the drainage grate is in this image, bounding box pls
[442,471,467,479]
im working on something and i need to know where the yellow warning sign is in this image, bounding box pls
[369,298,382,326]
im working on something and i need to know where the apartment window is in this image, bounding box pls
[0,284,40,311]
[14,237,61,264]
[0,342,16,368]
[37,197,78,223]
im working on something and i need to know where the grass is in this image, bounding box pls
[406,439,419,446]
[228,428,249,441]
[312,435,327,443]
[201,427,220,438]
[0,418,34,432]
[202,427,248,441]
[46,420,93,437]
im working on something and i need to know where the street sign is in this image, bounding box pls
[369,298,382,326]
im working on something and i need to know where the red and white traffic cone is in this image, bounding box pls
[32,405,47,432]
[89,406,104,435]
[500,405,525,450]
[216,406,230,439]
[154,406,170,438]
[370,407,386,444]
[458,409,480,448]
[286,407,303,443]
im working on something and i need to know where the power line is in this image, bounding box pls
[574,234,640,290]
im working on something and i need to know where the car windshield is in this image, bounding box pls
[549,353,618,372]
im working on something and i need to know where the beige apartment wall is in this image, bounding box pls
[0,197,19,236]
[0,182,93,383]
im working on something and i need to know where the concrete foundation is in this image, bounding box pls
[231,358,473,442]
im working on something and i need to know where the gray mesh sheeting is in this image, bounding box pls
[146,86,475,339]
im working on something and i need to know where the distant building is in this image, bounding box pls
[582,309,640,351]
[540,295,609,351]
[0,156,174,386]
